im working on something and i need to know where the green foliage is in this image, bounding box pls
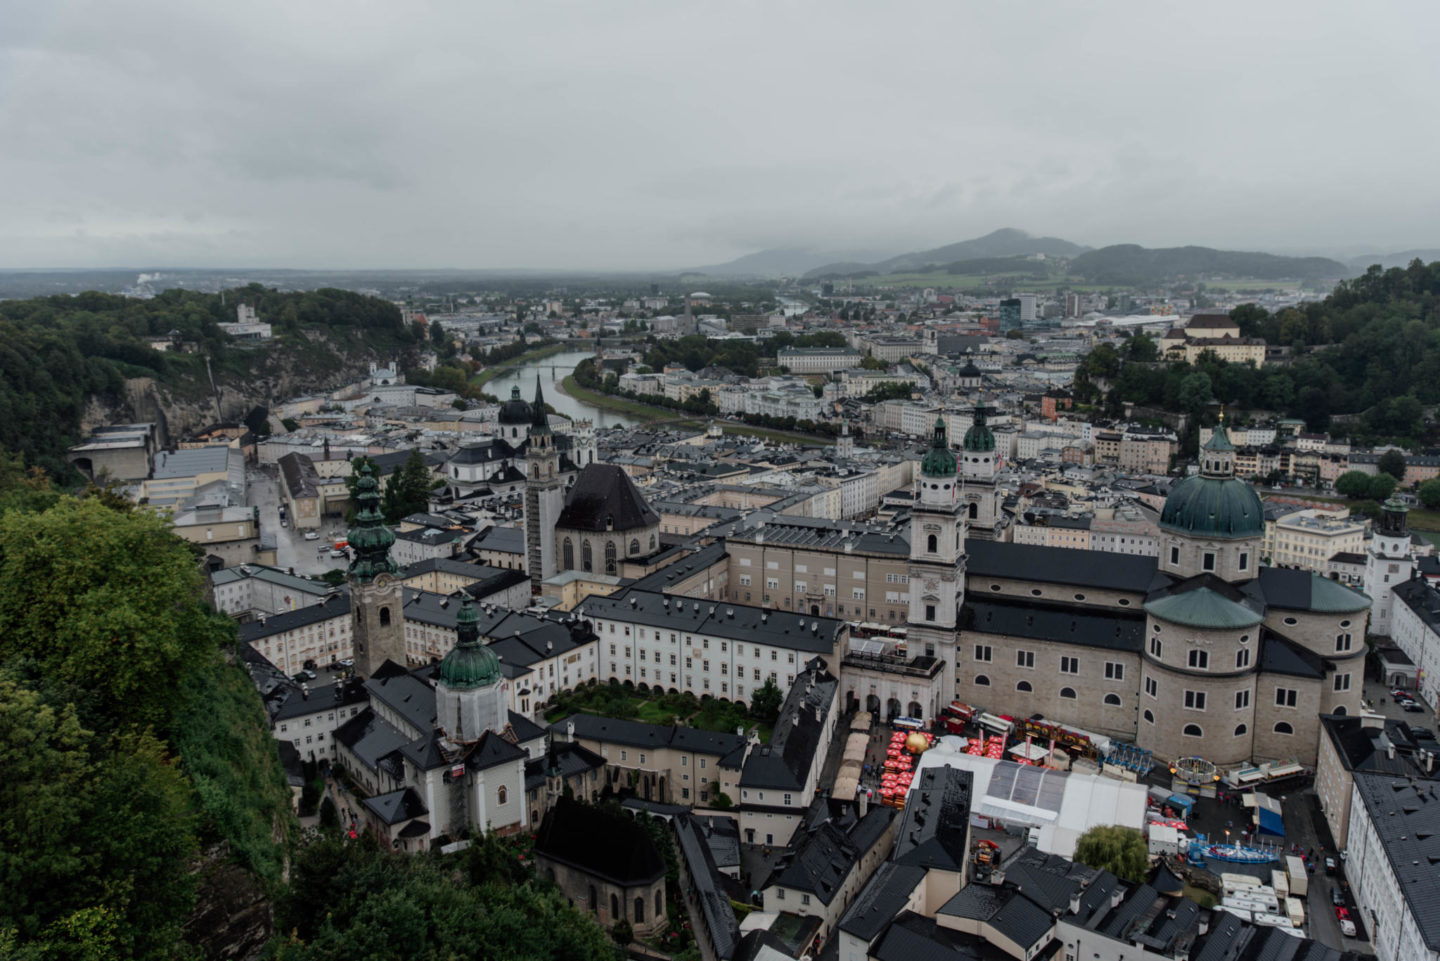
[1379,448,1408,481]
[272,837,621,961]
[1072,825,1148,883]
[1335,471,1373,498]
[610,920,633,946]
[1368,473,1398,501]
[750,678,784,722]
[863,381,915,403]
[710,786,733,810]
[1418,478,1440,509]
[382,450,434,523]
[859,354,888,370]
[281,417,301,432]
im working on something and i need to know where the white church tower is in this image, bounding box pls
[958,401,1001,540]
[525,376,565,587]
[1365,496,1413,637]
[907,416,966,698]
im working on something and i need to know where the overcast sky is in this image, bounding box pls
[2,1,1437,270]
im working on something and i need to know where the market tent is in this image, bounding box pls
[1244,791,1285,837]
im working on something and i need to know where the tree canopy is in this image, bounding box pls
[1072,825,1148,883]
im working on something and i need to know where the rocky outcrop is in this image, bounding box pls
[183,844,274,961]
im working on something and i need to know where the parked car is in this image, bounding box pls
[330,549,346,558]
[1331,887,1346,906]
[1325,857,1337,875]
[1392,688,1412,699]
[304,531,319,540]
[1403,701,1427,713]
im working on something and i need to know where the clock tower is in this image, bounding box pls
[908,416,966,698]
[347,462,405,677]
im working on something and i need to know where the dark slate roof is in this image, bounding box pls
[556,463,659,532]
[960,597,1145,652]
[334,708,411,776]
[237,592,351,642]
[1258,630,1328,680]
[508,710,546,744]
[722,514,911,557]
[1258,566,1371,613]
[673,814,741,960]
[627,542,730,593]
[1318,714,1437,779]
[989,890,1057,951]
[364,666,437,738]
[966,540,1157,593]
[871,911,1021,961]
[270,677,370,723]
[524,740,605,792]
[534,796,666,887]
[446,438,519,465]
[553,714,746,758]
[362,786,427,826]
[740,660,837,790]
[277,451,319,498]
[839,861,928,942]
[892,766,973,871]
[473,525,525,555]
[1351,772,1440,950]
[767,821,858,905]
[466,729,528,771]
[579,589,842,654]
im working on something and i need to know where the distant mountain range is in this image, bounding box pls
[688,228,1369,285]
[1345,249,1440,272]
[687,246,900,279]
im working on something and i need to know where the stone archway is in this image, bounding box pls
[886,697,902,719]
[866,694,881,714]
[907,701,924,719]
[845,691,859,714]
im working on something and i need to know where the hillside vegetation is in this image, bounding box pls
[0,286,415,478]
[1077,259,1440,448]
[1068,244,1346,285]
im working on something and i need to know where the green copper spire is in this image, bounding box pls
[438,596,502,689]
[962,403,995,452]
[531,375,551,434]
[347,462,398,583]
[920,415,957,477]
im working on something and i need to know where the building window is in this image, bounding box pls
[1334,674,1351,692]
[1236,649,1251,669]
[1336,633,1353,652]
[1016,680,1032,693]
[1143,709,1155,724]
[1184,691,1206,710]
[1103,693,1121,706]
[974,675,990,686]
[1202,552,1215,572]
[925,604,936,621]
[927,534,937,553]
[1234,724,1248,736]
[582,540,592,572]
[1060,656,1078,675]
[1183,724,1203,737]
[1238,553,1249,571]
[1060,687,1076,699]
[1016,650,1034,669]
[605,541,617,575]
[1275,688,1297,708]
[1148,637,1162,659]
[1188,650,1209,670]
[974,645,992,662]
[563,537,574,569]
[783,793,792,805]
[1105,662,1124,680]
[1274,721,1294,735]
[497,785,507,804]
[1235,689,1250,709]
[1169,546,1180,565]
[1145,677,1158,698]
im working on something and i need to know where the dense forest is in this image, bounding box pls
[0,286,414,478]
[1074,259,1440,447]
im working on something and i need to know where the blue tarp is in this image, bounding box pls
[1167,794,1196,817]
[1252,792,1285,837]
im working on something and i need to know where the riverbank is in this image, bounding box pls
[560,375,831,446]
[472,342,573,391]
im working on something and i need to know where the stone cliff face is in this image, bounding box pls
[85,335,401,444]
[183,844,275,961]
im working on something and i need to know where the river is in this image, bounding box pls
[483,349,643,428]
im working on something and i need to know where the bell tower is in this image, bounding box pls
[525,376,564,587]
[347,462,405,677]
[908,416,966,697]
[1365,496,1413,637]
[959,401,1001,540]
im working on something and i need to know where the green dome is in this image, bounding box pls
[920,416,956,477]
[347,462,398,582]
[1159,474,1264,540]
[1145,587,1264,630]
[438,598,501,689]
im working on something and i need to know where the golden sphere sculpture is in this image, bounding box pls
[905,732,930,755]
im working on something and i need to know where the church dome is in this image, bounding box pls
[498,384,534,425]
[1159,473,1263,539]
[1159,422,1263,540]
[438,598,501,689]
[962,405,995,452]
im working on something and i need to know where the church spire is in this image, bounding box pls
[347,462,397,583]
[531,375,551,434]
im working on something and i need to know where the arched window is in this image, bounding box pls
[649,534,657,550]
[1183,724,1203,737]
[655,890,662,917]
[630,538,640,556]
[634,897,645,923]
[611,893,620,919]
[1060,687,1076,699]
[590,885,598,909]
[974,675,990,686]
[1234,724,1248,736]
[968,502,978,520]
[582,540,592,572]
[605,541,617,575]
[927,534,938,553]
[497,785,507,804]
[563,537,574,570]
[1334,705,1347,716]
[1103,693,1121,706]
[1016,680,1032,693]
[1143,710,1155,724]
[379,607,391,627]
[1274,721,1294,735]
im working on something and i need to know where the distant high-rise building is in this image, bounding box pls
[1064,292,1082,318]
[998,298,1021,330]
[821,282,835,297]
[1017,294,1037,323]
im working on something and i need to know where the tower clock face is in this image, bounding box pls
[374,572,393,589]
[925,578,939,593]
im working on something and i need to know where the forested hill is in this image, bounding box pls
[1076,259,1440,447]
[0,285,415,478]
[1067,244,1346,284]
